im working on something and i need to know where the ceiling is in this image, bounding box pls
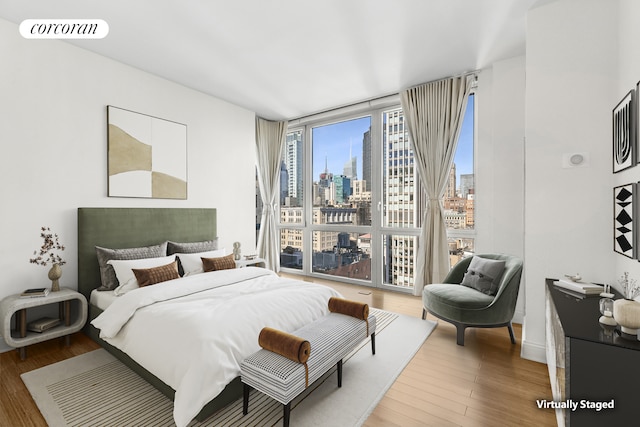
[0,0,543,120]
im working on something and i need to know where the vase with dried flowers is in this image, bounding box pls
[613,272,640,338]
[29,227,66,292]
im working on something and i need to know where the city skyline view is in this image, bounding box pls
[274,97,475,288]
[309,97,474,184]
[312,116,369,181]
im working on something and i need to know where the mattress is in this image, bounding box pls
[90,289,118,310]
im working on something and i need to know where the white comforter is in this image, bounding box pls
[91,267,341,427]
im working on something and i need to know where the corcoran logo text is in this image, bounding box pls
[19,19,109,39]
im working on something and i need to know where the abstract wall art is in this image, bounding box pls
[613,90,635,173]
[107,106,187,199]
[614,183,636,258]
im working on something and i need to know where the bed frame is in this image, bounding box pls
[77,207,242,421]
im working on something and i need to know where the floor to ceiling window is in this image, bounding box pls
[265,93,475,291]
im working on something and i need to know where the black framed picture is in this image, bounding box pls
[614,183,636,258]
[613,90,635,173]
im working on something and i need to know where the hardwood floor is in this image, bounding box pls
[0,278,556,426]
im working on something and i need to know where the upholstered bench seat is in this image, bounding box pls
[240,312,376,426]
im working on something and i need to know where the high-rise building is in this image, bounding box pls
[362,129,371,189]
[460,173,474,198]
[280,160,288,205]
[446,163,457,198]
[343,156,357,180]
[383,109,422,287]
[334,175,351,204]
[284,131,303,205]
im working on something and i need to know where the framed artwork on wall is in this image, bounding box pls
[613,90,635,173]
[614,183,636,258]
[107,106,187,199]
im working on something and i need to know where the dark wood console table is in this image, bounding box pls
[545,279,640,426]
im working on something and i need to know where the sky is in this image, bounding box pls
[454,94,475,181]
[311,95,475,185]
[312,116,370,180]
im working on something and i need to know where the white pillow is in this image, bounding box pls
[177,248,227,276]
[108,255,178,295]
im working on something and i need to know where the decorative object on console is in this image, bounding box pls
[614,183,636,258]
[618,271,640,300]
[598,288,616,327]
[613,272,640,338]
[598,283,616,326]
[47,264,62,292]
[613,89,635,173]
[29,227,66,292]
[564,273,581,282]
[233,242,241,260]
[552,279,603,295]
[107,106,187,199]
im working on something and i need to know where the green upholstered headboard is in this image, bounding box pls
[77,208,217,302]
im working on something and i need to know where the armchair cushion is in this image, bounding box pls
[426,284,494,310]
[461,256,505,296]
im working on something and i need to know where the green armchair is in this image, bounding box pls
[421,253,523,346]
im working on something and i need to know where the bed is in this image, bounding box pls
[77,208,340,427]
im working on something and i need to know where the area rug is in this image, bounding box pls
[22,309,437,427]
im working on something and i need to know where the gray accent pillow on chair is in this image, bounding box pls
[461,256,506,296]
[95,242,168,291]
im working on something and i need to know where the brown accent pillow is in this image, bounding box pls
[132,261,180,287]
[202,254,236,272]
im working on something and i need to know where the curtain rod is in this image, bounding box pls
[288,93,400,126]
[289,70,478,126]
[404,70,478,92]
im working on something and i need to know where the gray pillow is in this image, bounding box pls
[461,256,506,296]
[167,239,218,255]
[167,239,218,276]
[95,242,168,291]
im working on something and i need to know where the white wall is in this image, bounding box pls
[0,18,256,352]
[614,2,640,282]
[523,0,617,362]
[476,55,526,323]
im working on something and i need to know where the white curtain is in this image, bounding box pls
[255,117,287,271]
[401,76,472,296]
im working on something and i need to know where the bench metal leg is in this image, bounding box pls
[337,359,343,387]
[371,332,376,355]
[283,402,291,427]
[242,383,250,415]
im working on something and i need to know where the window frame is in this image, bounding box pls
[276,91,476,291]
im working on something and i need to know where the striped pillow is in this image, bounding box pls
[132,260,180,287]
[202,254,236,272]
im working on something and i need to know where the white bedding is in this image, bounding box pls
[89,289,117,310]
[90,267,341,427]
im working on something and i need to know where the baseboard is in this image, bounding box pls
[512,308,524,324]
[520,338,546,363]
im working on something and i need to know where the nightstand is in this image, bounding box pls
[0,287,87,360]
[235,257,266,268]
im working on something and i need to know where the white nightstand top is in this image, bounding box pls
[235,257,266,268]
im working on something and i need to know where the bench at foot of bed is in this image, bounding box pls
[240,311,376,427]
